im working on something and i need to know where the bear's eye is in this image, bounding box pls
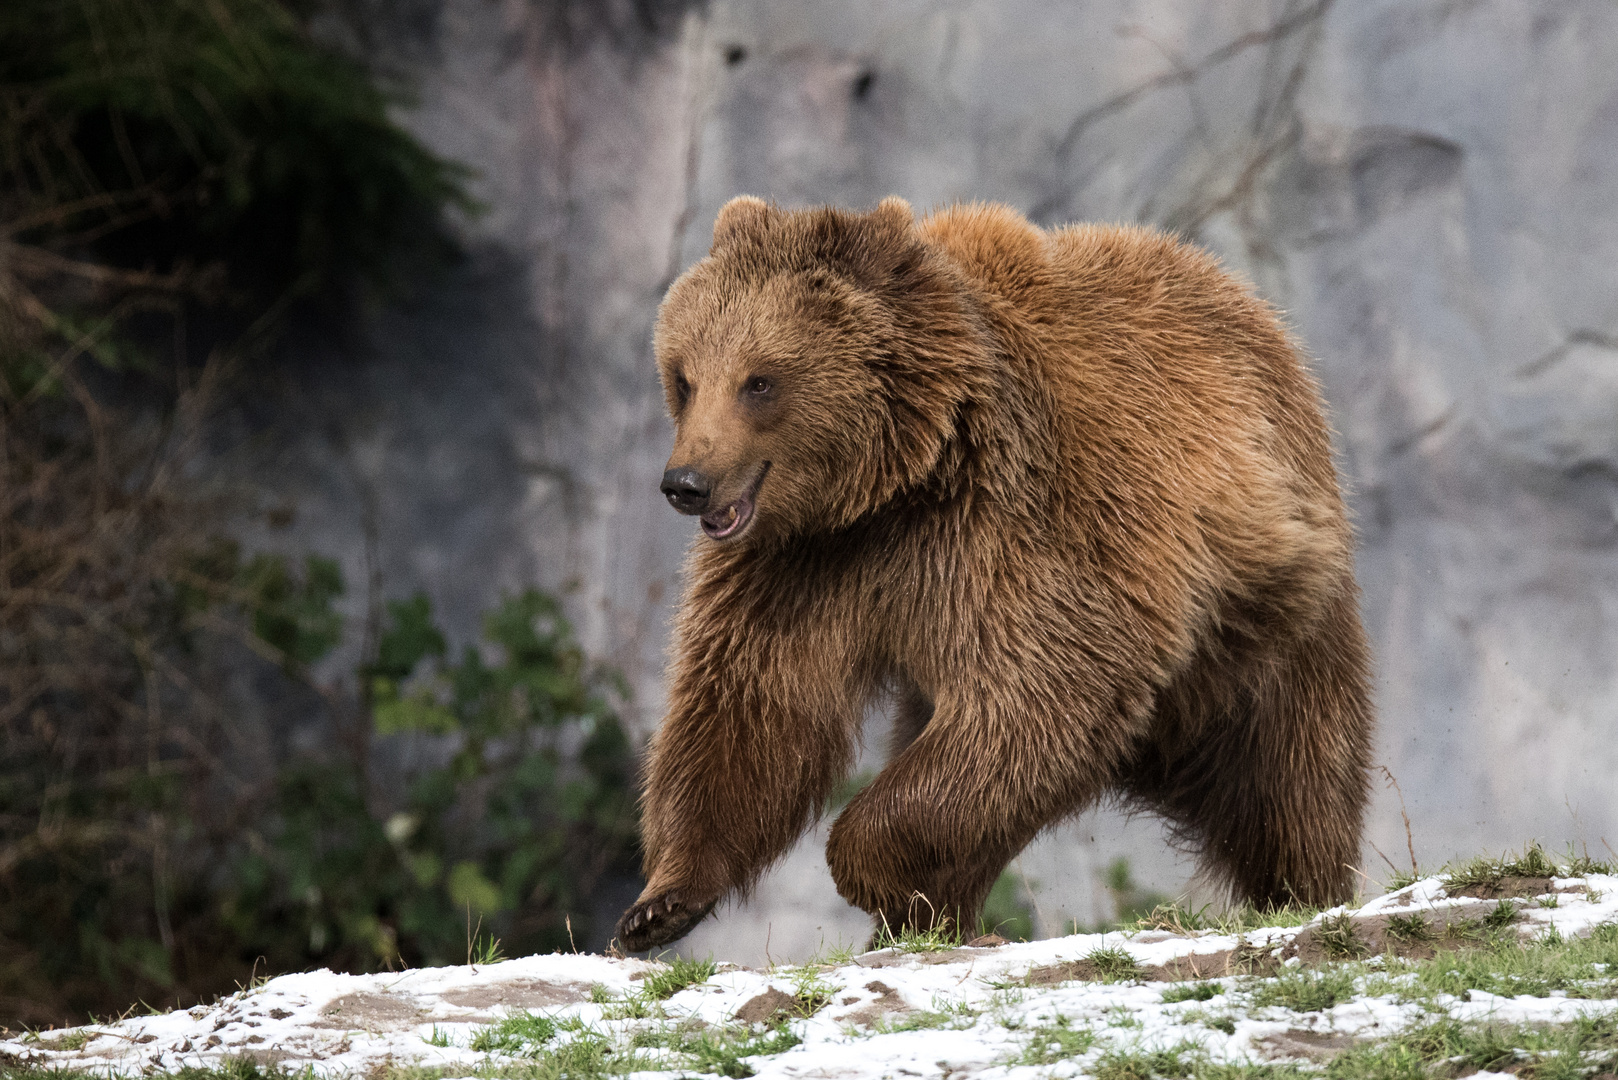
[673,373,691,405]
[743,375,772,397]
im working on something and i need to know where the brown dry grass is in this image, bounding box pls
[0,214,300,1025]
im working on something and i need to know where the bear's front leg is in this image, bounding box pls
[615,616,863,953]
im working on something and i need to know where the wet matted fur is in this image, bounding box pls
[615,196,1373,952]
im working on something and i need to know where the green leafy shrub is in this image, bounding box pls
[222,585,638,972]
[2,533,638,1023]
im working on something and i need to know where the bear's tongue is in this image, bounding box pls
[701,494,753,540]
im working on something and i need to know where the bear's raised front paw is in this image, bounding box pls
[614,890,717,953]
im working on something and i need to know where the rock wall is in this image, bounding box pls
[237,0,1618,960]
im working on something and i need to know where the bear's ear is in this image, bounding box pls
[870,196,914,234]
[841,196,918,285]
[711,195,773,254]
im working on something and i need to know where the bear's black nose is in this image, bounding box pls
[661,467,712,514]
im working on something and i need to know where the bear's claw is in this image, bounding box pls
[614,890,717,953]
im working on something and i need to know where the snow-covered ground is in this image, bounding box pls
[7,872,1617,1078]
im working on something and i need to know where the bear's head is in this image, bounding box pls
[652,196,991,545]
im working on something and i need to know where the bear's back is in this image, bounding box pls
[919,205,1339,515]
[916,203,1349,646]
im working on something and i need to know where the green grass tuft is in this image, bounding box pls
[1091,1040,1207,1080]
[1322,1013,1618,1080]
[1443,841,1575,893]
[1384,913,1433,944]
[1162,982,1222,1003]
[0,1059,319,1080]
[1191,1011,1238,1035]
[1209,903,1324,935]
[1196,1065,1306,1080]
[786,967,837,1017]
[676,1024,800,1078]
[1132,901,1216,934]
[798,940,859,967]
[640,955,718,999]
[1483,899,1521,931]
[871,997,980,1035]
[873,921,964,954]
[1382,867,1423,891]
[1315,912,1371,960]
[1087,945,1145,982]
[600,993,657,1020]
[1564,849,1617,876]
[1378,920,1618,1001]
[1249,966,1359,1013]
[468,931,506,966]
[1016,1016,1097,1065]
[469,1010,558,1055]
[1007,1010,1618,1080]
[530,1031,647,1080]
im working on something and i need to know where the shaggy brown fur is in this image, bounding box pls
[615,196,1373,953]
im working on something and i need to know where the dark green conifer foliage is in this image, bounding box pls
[1,0,475,308]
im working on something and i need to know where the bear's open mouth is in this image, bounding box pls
[701,462,770,541]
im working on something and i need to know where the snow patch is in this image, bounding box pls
[7,874,1617,1079]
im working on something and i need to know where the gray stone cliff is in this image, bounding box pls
[235,0,1618,960]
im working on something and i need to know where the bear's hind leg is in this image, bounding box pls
[827,687,1126,939]
[1139,588,1373,909]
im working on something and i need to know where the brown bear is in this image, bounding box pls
[615,196,1373,953]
